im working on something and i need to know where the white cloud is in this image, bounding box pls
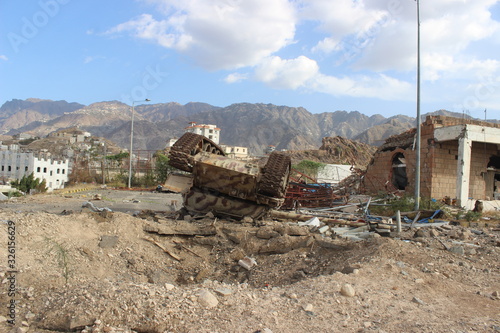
[224,73,248,84]
[83,55,105,64]
[301,0,387,45]
[311,37,341,54]
[310,73,413,101]
[108,0,296,71]
[349,0,499,72]
[254,56,319,89]
[107,0,500,106]
[105,14,186,49]
[0,55,8,61]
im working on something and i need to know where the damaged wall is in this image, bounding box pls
[363,116,500,207]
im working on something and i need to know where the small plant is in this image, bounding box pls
[292,160,326,180]
[369,195,444,216]
[7,190,23,198]
[45,238,72,284]
[464,211,481,222]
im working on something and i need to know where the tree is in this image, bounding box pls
[11,173,47,194]
[154,152,175,184]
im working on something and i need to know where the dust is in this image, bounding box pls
[0,189,498,333]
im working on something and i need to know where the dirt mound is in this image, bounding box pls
[0,190,498,333]
[283,136,376,167]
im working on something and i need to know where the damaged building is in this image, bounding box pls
[363,115,500,211]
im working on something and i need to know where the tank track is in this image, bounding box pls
[257,152,291,199]
[169,133,225,172]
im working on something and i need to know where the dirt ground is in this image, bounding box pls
[0,188,499,333]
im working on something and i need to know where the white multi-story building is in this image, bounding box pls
[185,122,221,144]
[220,145,249,159]
[0,149,69,192]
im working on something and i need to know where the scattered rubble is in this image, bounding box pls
[0,189,498,332]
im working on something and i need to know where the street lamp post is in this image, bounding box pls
[102,142,106,185]
[128,98,151,188]
[414,0,421,210]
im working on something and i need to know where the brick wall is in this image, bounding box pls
[364,116,499,201]
[363,147,417,194]
[425,115,500,129]
[428,141,458,199]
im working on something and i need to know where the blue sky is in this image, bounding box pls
[1,0,499,120]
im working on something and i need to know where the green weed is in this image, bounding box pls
[45,238,72,284]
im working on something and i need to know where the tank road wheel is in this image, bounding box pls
[201,139,224,155]
[169,133,225,172]
[168,133,203,172]
[257,152,291,198]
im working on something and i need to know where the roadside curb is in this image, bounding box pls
[58,187,97,195]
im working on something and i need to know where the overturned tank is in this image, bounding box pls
[168,132,291,219]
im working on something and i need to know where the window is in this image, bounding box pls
[391,153,408,190]
[37,167,41,172]
[1,166,3,171]
[50,171,53,176]
[43,167,47,173]
[62,169,65,174]
[25,166,28,171]
[57,169,60,174]
[8,166,11,171]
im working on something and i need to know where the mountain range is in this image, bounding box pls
[0,98,495,155]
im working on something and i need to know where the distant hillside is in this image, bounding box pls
[0,98,84,134]
[1,98,497,155]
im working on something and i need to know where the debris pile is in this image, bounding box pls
[0,188,498,332]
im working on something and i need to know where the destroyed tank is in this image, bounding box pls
[168,132,291,219]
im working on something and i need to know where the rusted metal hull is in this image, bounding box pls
[162,173,193,193]
[168,133,291,219]
[192,152,261,201]
[183,188,270,219]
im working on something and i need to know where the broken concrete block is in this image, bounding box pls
[284,225,310,236]
[449,246,465,255]
[197,289,218,308]
[298,217,320,228]
[238,257,257,270]
[259,235,313,254]
[256,227,280,239]
[99,235,118,248]
[214,287,234,296]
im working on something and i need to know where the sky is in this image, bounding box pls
[1,0,499,120]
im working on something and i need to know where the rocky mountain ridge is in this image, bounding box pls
[0,99,495,155]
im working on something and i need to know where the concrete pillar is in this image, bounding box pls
[456,135,472,207]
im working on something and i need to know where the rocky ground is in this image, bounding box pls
[0,188,499,333]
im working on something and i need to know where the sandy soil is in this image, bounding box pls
[0,188,498,333]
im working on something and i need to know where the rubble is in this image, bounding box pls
[0,188,498,332]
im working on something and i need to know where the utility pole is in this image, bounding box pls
[414,0,421,210]
[102,142,106,185]
[128,99,151,188]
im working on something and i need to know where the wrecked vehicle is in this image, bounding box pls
[168,132,291,219]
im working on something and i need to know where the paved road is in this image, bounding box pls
[1,188,183,214]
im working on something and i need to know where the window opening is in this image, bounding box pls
[391,153,408,190]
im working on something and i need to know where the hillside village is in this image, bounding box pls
[0,100,499,333]
[1,99,500,214]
